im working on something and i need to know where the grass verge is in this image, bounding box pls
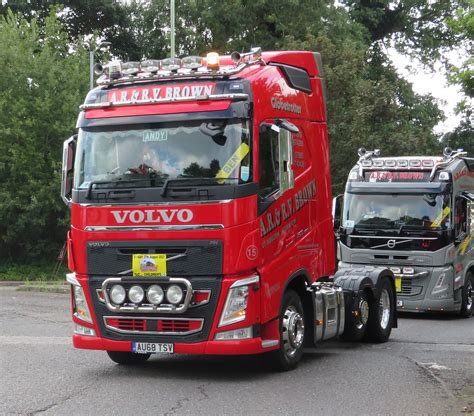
[0,262,69,282]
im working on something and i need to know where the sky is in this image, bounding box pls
[389,49,465,135]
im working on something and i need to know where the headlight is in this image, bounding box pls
[219,275,259,327]
[147,285,164,304]
[110,284,126,304]
[166,285,183,304]
[72,284,93,323]
[128,285,145,303]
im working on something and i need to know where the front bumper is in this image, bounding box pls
[73,334,273,355]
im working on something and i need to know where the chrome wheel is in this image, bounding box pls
[282,305,305,358]
[356,299,369,329]
[379,288,391,330]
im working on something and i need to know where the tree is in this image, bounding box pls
[0,9,88,261]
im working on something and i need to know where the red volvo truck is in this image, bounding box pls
[61,49,397,370]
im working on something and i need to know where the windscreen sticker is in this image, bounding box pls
[344,220,355,228]
[215,143,250,180]
[240,166,250,181]
[143,130,168,142]
[431,207,451,228]
[132,254,167,277]
[458,235,472,255]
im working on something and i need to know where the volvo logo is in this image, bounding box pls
[387,240,396,249]
[111,209,193,224]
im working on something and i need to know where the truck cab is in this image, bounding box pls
[336,148,474,316]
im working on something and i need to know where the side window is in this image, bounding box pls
[454,197,467,237]
[258,125,280,197]
[468,200,474,235]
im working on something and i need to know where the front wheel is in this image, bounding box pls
[366,278,395,342]
[459,272,473,318]
[106,351,151,365]
[265,290,305,371]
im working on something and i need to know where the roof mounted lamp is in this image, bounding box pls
[206,52,220,71]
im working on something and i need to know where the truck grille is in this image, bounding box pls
[104,317,203,335]
[400,279,422,296]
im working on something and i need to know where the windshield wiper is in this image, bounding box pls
[161,177,239,197]
[85,178,162,199]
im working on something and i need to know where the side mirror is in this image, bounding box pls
[61,135,77,206]
[332,194,343,231]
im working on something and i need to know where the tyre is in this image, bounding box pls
[340,290,369,342]
[265,290,305,371]
[459,272,473,318]
[106,351,151,365]
[366,278,395,342]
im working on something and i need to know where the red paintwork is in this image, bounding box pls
[68,51,335,356]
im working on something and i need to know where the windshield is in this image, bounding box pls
[74,119,251,189]
[343,193,451,231]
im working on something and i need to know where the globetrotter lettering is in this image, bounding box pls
[271,97,302,114]
[260,180,316,237]
[111,209,193,224]
[108,83,215,103]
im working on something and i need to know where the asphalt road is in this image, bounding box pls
[1,287,473,416]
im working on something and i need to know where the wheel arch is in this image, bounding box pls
[334,266,398,328]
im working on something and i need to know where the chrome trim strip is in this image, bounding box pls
[393,271,429,279]
[102,277,193,314]
[66,272,80,286]
[371,240,413,249]
[351,235,437,240]
[103,316,204,336]
[261,339,279,348]
[78,199,233,207]
[230,275,260,288]
[80,93,249,110]
[85,224,224,232]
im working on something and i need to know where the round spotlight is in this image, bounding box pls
[147,285,164,305]
[166,285,183,305]
[128,285,145,304]
[110,285,126,305]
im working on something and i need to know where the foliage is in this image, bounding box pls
[342,0,471,63]
[0,261,67,281]
[0,9,88,261]
[0,2,470,265]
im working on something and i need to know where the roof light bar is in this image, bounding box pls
[182,56,202,70]
[161,57,181,72]
[141,59,161,74]
[122,61,141,76]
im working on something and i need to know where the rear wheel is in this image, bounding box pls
[265,290,305,371]
[459,272,473,318]
[106,351,151,365]
[366,278,395,342]
[340,290,369,342]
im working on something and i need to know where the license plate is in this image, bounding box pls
[395,277,402,293]
[132,342,174,354]
[397,300,403,307]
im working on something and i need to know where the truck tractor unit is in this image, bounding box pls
[61,49,396,370]
[335,148,474,316]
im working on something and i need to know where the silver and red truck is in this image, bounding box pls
[335,148,473,316]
